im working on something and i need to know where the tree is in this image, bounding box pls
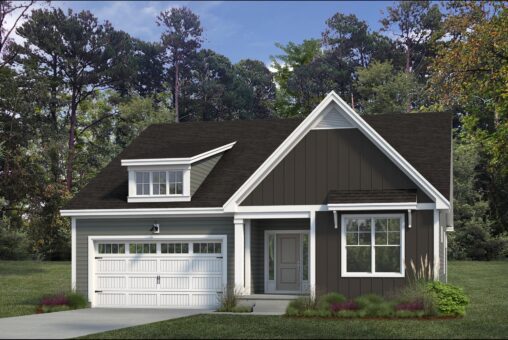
[157,7,202,122]
[381,1,442,75]
[356,61,420,114]
[14,8,134,191]
[131,39,166,98]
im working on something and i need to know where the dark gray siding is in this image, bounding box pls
[250,219,310,294]
[75,217,234,297]
[190,153,223,195]
[241,129,432,206]
[315,210,434,298]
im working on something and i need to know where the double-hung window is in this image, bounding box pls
[134,170,183,196]
[342,214,405,277]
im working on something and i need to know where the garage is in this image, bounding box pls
[89,236,227,308]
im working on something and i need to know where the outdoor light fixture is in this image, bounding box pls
[151,223,160,234]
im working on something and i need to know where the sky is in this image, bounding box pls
[55,1,393,64]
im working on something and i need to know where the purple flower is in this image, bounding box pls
[331,300,359,312]
[41,293,69,306]
[395,300,425,311]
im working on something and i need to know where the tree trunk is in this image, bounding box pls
[174,61,179,123]
[405,45,411,73]
[66,92,77,191]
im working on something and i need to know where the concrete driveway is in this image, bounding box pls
[0,308,209,339]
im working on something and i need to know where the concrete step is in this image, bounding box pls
[238,294,307,314]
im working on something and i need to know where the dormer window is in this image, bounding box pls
[121,141,236,203]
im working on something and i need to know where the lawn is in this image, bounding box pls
[0,260,70,318]
[84,261,508,339]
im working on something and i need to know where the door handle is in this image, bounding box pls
[156,275,160,284]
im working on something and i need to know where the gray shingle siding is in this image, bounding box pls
[75,217,234,297]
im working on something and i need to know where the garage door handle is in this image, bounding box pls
[156,275,160,284]
[95,290,102,293]
[95,257,102,259]
[216,256,223,259]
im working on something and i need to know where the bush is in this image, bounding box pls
[0,227,30,260]
[216,286,239,312]
[355,294,394,317]
[38,291,88,313]
[317,292,346,311]
[396,282,437,316]
[67,292,88,309]
[427,281,469,316]
[286,296,317,316]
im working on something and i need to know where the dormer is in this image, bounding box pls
[121,142,235,203]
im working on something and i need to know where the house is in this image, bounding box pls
[61,92,452,309]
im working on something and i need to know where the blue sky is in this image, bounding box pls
[59,1,393,64]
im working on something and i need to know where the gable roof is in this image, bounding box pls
[224,92,451,210]
[64,96,451,211]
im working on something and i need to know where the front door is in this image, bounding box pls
[276,234,301,291]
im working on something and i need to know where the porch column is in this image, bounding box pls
[433,209,440,280]
[234,218,245,292]
[244,220,251,295]
[309,211,316,297]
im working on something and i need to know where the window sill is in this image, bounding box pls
[127,195,191,203]
[341,272,405,278]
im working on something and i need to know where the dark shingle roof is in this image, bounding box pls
[328,189,417,204]
[65,112,451,210]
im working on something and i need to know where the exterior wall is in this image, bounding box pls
[241,129,432,206]
[315,210,434,298]
[439,210,449,281]
[190,153,222,195]
[75,217,234,297]
[250,219,310,294]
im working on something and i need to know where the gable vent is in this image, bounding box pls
[313,106,354,130]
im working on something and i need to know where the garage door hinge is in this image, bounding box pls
[95,290,102,293]
[94,257,102,259]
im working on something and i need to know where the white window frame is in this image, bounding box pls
[341,213,405,278]
[127,165,191,202]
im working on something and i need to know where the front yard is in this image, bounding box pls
[85,261,508,339]
[0,261,70,318]
[0,261,506,338]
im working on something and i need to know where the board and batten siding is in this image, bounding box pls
[241,129,432,206]
[190,153,223,195]
[75,217,234,297]
[249,219,310,294]
[315,210,434,298]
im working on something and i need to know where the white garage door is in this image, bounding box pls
[91,238,226,308]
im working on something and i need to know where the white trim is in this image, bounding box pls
[121,142,236,167]
[340,213,405,278]
[236,205,328,213]
[60,207,227,218]
[235,211,310,220]
[234,219,245,292]
[329,202,417,211]
[244,220,251,295]
[223,91,450,211]
[309,211,316,297]
[87,234,227,307]
[71,217,76,291]
[433,209,440,280]
[127,195,191,203]
[264,230,310,294]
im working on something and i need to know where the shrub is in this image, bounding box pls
[395,300,425,311]
[427,281,469,316]
[330,300,359,313]
[67,292,88,309]
[396,279,438,316]
[317,292,346,311]
[38,291,88,313]
[41,293,69,306]
[395,310,425,318]
[336,310,361,318]
[0,227,30,260]
[355,294,394,317]
[216,286,239,312]
[285,296,317,316]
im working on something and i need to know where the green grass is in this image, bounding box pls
[83,261,508,339]
[0,260,70,318]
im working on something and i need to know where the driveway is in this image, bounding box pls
[0,308,208,339]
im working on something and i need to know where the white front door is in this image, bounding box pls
[265,231,309,294]
[91,238,226,308]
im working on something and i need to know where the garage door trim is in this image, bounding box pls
[87,234,228,307]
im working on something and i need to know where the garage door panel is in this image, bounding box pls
[97,276,126,290]
[93,239,225,308]
[160,259,191,273]
[160,276,189,290]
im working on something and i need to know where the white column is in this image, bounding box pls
[433,209,440,280]
[309,211,316,297]
[244,220,251,295]
[234,218,245,292]
[71,217,76,291]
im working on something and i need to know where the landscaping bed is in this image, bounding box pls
[286,281,469,319]
[36,291,88,313]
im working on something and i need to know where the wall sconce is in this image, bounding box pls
[151,223,160,234]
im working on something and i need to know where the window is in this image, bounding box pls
[135,172,150,195]
[342,215,404,277]
[152,171,167,195]
[268,234,275,280]
[161,242,189,254]
[302,234,309,281]
[129,243,156,254]
[169,170,183,195]
[98,243,125,254]
[193,242,222,254]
